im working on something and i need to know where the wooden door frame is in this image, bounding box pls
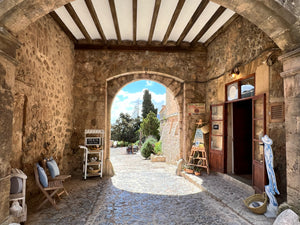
[220,94,266,192]
[252,93,267,193]
[209,103,227,173]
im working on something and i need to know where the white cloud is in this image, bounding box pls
[111,89,166,123]
[146,80,153,86]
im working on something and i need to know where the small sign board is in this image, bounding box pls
[193,128,204,147]
[213,124,219,130]
[85,137,101,146]
[188,103,206,116]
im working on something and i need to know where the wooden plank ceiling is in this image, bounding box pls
[50,0,236,51]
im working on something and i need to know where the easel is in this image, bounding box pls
[188,119,210,174]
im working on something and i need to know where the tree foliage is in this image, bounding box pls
[111,113,141,143]
[140,111,160,140]
[142,89,157,118]
[154,141,162,155]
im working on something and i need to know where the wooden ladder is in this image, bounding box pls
[188,119,210,174]
[188,146,210,174]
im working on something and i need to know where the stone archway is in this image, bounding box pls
[211,0,300,51]
[104,71,184,176]
[0,0,300,222]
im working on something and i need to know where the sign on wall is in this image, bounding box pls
[188,103,205,116]
[85,137,101,146]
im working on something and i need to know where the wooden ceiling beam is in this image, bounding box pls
[108,0,121,43]
[133,0,137,44]
[148,0,161,44]
[176,0,209,46]
[64,3,91,41]
[162,0,185,46]
[49,11,77,43]
[75,39,207,52]
[85,0,107,43]
[191,6,226,45]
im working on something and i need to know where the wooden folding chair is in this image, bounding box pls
[42,159,71,196]
[34,165,64,210]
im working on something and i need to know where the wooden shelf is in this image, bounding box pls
[10,193,25,201]
[87,150,102,153]
[86,172,101,177]
[188,147,209,174]
[87,161,102,166]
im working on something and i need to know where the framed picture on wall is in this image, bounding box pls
[227,82,238,101]
[225,74,255,102]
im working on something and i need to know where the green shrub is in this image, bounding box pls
[117,141,125,147]
[141,136,157,159]
[141,142,154,159]
[154,141,162,155]
[144,136,157,145]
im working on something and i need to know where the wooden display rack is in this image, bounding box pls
[188,120,210,174]
[79,129,104,180]
[188,146,209,174]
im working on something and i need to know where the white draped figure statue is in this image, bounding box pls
[262,134,280,218]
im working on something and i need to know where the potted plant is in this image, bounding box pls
[194,166,201,176]
[183,164,194,174]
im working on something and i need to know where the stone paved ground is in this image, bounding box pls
[26,148,274,225]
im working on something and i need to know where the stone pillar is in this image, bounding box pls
[182,82,189,162]
[104,81,114,176]
[279,48,300,206]
[0,27,20,224]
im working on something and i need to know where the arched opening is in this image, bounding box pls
[104,71,184,175]
[1,1,300,222]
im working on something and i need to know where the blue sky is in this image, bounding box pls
[111,80,166,124]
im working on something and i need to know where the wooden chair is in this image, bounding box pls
[42,159,71,196]
[34,165,64,210]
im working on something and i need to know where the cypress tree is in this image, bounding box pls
[142,89,157,118]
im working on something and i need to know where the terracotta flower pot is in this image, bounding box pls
[194,171,201,176]
[185,168,194,174]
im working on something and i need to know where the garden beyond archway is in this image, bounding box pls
[104,71,184,175]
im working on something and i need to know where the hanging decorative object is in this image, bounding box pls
[262,134,280,218]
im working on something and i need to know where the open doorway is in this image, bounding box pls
[228,99,253,185]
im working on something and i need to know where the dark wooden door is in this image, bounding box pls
[252,94,266,193]
[209,104,226,173]
[233,100,252,174]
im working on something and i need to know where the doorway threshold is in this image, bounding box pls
[216,173,255,194]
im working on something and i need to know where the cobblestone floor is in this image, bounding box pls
[26,148,273,225]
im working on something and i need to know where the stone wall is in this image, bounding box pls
[73,50,207,173]
[268,54,286,203]
[207,16,276,81]
[13,14,75,196]
[279,48,300,207]
[165,89,179,116]
[206,16,286,200]
[0,46,18,224]
[160,89,180,164]
[183,82,208,161]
